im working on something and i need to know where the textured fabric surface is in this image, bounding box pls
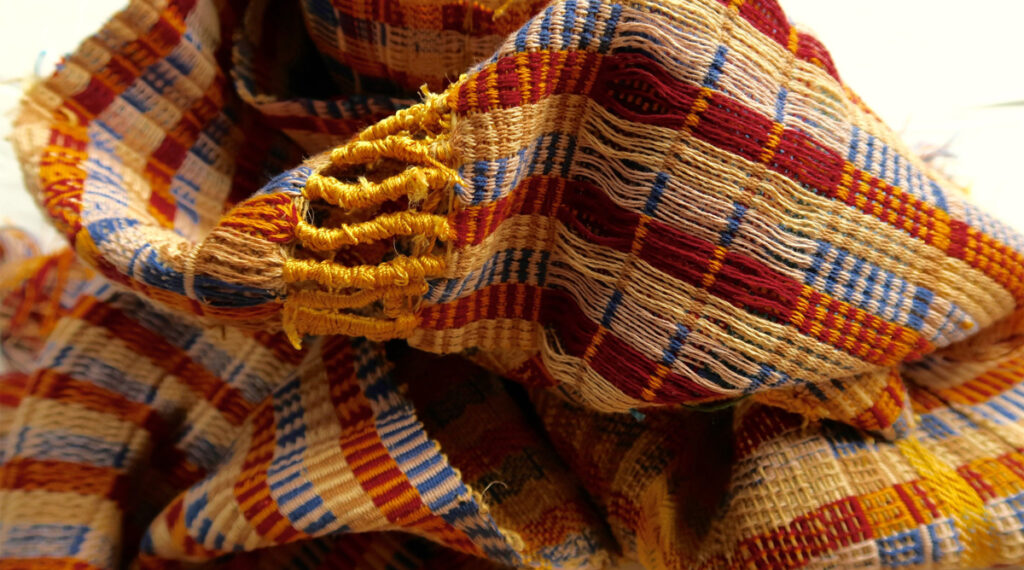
[5,0,1024,568]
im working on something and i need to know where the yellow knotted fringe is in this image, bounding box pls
[327,136,453,170]
[283,255,447,290]
[303,167,450,210]
[281,88,458,348]
[354,89,452,141]
[288,284,429,310]
[283,302,421,344]
[294,211,454,250]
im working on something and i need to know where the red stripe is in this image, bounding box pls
[795,32,840,80]
[251,331,307,365]
[144,60,230,227]
[231,402,309,545]
[331,1,545,36]
[0,458,129,510]
[13,307,203,489]
[640,217,804,322]
[450,173,928,369]
[538,289,720,402]
[454,51,603,114]
[731,495,873,568]
[29,368,165,435]
[732,0,789,47]
[323,338,479,553]
[63,0,197,121]
[891,483,928,524]
[41,0,200,241]
[999,453,1024,481]
[421,283,545,329]
[70,76,119,119]
[0,373,28,409]
[957,463,996,501]
[714,0,840,80]
[453,175,564,247]
[81,302,253,425]
[589,51,1024,300]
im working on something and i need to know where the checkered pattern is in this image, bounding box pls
[8,0,1024,568]
[699,356,1024,568]
[397,0,1024,431]
[0,254,612,568]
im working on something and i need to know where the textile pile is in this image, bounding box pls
[4,0,1024,567]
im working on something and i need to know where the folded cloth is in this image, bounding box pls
[4,0,1024,568]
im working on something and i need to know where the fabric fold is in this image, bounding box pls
[7,0,1024,568]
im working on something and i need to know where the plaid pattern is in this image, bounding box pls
[0,256,613,568]
[390,0,1024,430]
[699,354,1024,568]
[7,0,1024,568]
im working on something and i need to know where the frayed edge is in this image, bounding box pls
[282,87,460,348]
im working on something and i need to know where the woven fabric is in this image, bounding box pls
[407,0,1023,420]
[700,353,1024,568]
[6,0,1024,568]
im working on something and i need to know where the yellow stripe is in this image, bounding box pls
[583,327,608,362]
[683,87,713,130]
[787,26,799,55]
[896,437,994,566]
[641,363,671,402]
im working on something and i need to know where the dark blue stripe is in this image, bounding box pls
[601,290,624,327]
[643,172,670,215]
[701,45,729,89]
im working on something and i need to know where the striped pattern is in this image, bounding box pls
[374,0,1024,431]
[699,354,1024,568]
[7,0,1024,568]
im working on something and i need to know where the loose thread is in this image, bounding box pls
[303,167,449,210]
[329,136,450,170]
[283,299,421,348]
[289,283,428,310]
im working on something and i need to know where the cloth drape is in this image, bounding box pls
[4,0,1024,567]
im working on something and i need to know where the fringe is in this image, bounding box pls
[281,88,460,348]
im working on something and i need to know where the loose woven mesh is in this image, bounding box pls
[392,0,1024,428]
[9,0,1024,567]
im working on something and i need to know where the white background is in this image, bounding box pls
[783,1,1024,229]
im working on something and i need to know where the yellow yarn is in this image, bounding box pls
[283,300,420,347]
[302,167,449,210]
[294,211,453,250]
[283,255,447,290]
[354,88,450,141]
[896,437,995,566]
[280,89,458,346]
[289,284,429,310]
[328,136,449,170]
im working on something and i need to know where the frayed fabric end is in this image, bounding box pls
[281,89,460,348]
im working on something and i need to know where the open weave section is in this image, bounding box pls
[386,0,1024,427]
